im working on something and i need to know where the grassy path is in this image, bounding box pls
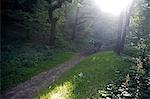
[2,52,74,91]
[39,51,131,99]
[2,51,131,99]
[2,53,85,99]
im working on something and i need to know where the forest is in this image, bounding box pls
[1,0,150,99]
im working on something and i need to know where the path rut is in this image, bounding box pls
[2,53,86,99]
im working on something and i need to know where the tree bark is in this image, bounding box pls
[49,18,58,46]
[61,2,68,35]
[47,0,65,46]
[115,1,135,54]
[115,12,124,55]
[48,5,56,46]
[120,1,135,52]
[72,7,79,40]
[120,10,130,51]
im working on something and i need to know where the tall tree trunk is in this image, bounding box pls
[115,12,124,55]
[120,2,135,52]
[49,18,57,46]
[120,10,130,51]
[72,7,79,40]
[47,0,65,46]
[145,1,150,36]
[62,2,68,36]
[115,1,135,54]
[48,3,58,47]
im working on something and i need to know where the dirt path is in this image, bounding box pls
[2,53,86,99]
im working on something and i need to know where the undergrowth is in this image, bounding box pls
[39,51,131,99]
[1,44,74,90]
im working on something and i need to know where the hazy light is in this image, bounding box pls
[94,0,133,15]
[40,81,74,99]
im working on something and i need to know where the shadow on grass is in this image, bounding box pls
[39,51,131,99]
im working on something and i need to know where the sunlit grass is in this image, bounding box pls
[1,52,74,90]
[40,81,74,99]
[39,51,131,98]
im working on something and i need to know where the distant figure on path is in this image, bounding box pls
[93,41,102,52]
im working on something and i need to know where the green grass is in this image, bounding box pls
[1,52,74,90]
[39,51,131,99]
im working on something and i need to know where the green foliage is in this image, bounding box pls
[104,1,150,98]
[1,48,74,90]
[1,0,49,45]
[1,0,88,91]
[39,51,131,98]
[124,46,140,57]
[1,1,149,98]
[89,46,149,99]
[17,0,27,4]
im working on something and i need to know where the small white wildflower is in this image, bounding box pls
[106,97,111,99]
[131,42,134,46]
[78,72,83,77]
[118,88,124,92]
[132,57,135,60]
[106,87,112,91]
[122,91,131,97]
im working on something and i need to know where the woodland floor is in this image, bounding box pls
[2,51,131,99]
[39,51,131,99]
[2,53,86,99]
